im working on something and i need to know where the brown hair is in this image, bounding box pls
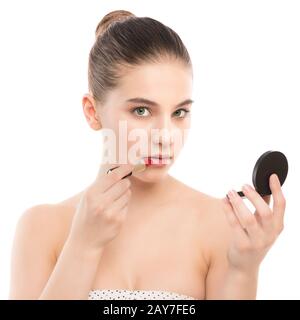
[88,10,192,105]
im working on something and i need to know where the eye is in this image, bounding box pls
[131,106,151,117]
[173,108,190,118]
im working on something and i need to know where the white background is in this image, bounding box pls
[0,0,299,299]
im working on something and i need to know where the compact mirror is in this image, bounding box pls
[236,150,288,198]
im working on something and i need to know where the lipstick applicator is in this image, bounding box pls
[106,159,148,179]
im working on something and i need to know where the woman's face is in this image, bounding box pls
[95,59,193,183]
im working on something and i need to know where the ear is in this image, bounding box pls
[82,93,102,130]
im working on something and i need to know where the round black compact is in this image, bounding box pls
[231,150,288,198]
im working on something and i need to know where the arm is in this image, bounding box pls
[205,247,259,299]
[205,174,285,299]
[9,205,103,300]
[204,202,260,300]
[39,238,103,300]
[10,165,133,299]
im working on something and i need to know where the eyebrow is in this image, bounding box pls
[125,97,194,108]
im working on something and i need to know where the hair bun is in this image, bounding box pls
[95,10,135,39]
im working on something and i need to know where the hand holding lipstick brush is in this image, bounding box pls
[106,159,147,178]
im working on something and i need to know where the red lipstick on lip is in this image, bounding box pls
[144,157,152,166]
[143,156,171,166]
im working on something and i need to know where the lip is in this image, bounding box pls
[143,156,173,166]
[144,155,173,159]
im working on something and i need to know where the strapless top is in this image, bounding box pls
[88,289,196,300]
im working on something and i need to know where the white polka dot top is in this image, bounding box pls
[88,289,196,300]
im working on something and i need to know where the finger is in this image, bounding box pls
[104,177,131,203]
[222,197,244,228]
[269,173,286,231]
[93,163,135,193]
[227,189,262,240]
[241,184,274,232]
[254,194,271,227]
[263,195,271,206]
[106,188,131,217]
[222,197,249,242]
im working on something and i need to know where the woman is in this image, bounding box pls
[9,10,286,300]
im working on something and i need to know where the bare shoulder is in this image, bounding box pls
[16,203,72,256]
[10,195,83,301]
[10,199,80,299]
[16,203,60,238]
[15,193,82,260]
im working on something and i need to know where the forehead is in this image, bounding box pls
[110,60,193,105]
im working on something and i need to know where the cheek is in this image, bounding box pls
[177,118,191,142]
[177,116,191,129]
[127,120,152,143]
[109,120,150,161]
[99,111,119,133]
[127,124,152,158]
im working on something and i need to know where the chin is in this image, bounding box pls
[133,165,171,183]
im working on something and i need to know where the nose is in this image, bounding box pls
[151,114,175,147]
